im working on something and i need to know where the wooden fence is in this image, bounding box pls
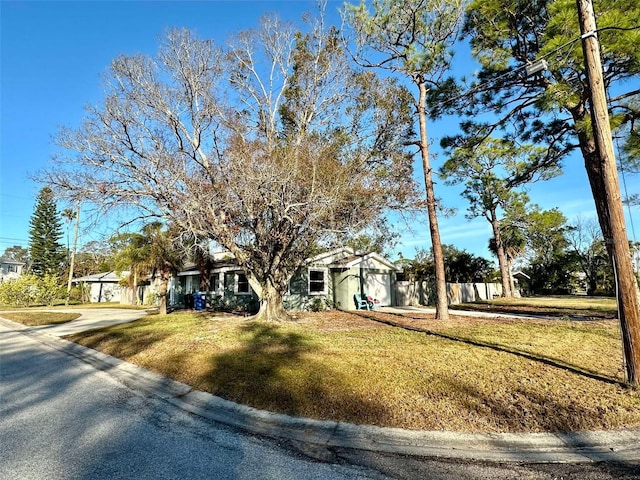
[395,281,505,306]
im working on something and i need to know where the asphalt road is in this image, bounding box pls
[0,325,377,480]
[1,316,639,479]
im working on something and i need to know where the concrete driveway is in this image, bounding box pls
[1,308,148,336]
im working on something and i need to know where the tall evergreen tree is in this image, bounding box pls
[343,0,467,320]
[441,138,558,297]
[29,187,65,277]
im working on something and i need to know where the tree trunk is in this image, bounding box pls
[489,210,513,297]
[157,273,170,315]
[417,80,449,320]
[251,280,291,322]
[65,204,80,305]
[508,258,517,297]
[132,270,138,306]
[587,276,598,296]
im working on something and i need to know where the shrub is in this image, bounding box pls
[0,274,65,307]
[308,297,326,312]
[0,275,39,307]
[37,274,66,306]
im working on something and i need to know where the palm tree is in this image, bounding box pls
[61,205,80,305]
[489,224,527,297]
[112,223,185,313]
[111,231,149,306]
[139,222,185,315]
[61,208,75,263]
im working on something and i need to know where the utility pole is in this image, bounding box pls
[65,204,80,305]
[576,0,640,385]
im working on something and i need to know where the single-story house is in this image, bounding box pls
[0,258,26,282]
[288,247,400,310]
[169,247,401,311]
[73,271,126,303]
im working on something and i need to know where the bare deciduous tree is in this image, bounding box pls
[43,15,418,321]
[567,216,612,296]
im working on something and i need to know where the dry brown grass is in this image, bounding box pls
[66,309,640,433]
[1,311,81,326]
[457,295,618,319]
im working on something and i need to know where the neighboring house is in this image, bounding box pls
[169,247,401,311]
[72,271,126,303]
[0,258,26,282]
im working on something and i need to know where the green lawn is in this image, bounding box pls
[65,308,640,433]
[0,302,151,312]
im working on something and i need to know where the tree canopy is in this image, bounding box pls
[566,216,613,295]
[111,223,184,313]
[435,0,639,241]
[1,245,29,264]
[402,244,493,285]
[43,15,419,321]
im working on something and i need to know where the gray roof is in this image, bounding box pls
[73,271,124,283]
[0,258,26,265]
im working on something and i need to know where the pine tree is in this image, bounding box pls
[29,187,66,277]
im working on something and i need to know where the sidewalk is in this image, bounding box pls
[1,310,638,464]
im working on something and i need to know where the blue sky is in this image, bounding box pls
[1,0,637,262]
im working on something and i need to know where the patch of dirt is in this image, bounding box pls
[350,310,616,332]
[288,310,519,333]
[199,307,616,333]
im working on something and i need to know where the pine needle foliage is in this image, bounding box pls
[28,187,65,277]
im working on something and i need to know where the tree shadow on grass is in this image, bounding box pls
[66,329,173,361]
[357,311,628,388]
[201,322,392,426]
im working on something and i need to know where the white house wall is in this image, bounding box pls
[89,283,122,303]
[332,267,395,310]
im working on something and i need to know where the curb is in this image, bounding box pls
[3,317,639,464]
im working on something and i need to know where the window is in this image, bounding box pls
[8,264,18,273]
[308,268,327,295]
[210,272,221,294]
[236,273,250,295]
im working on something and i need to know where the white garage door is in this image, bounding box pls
[365,273,392,306]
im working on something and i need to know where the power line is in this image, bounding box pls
[0,193,33,201]
[0,237,29,242]
[437,24,640,111]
